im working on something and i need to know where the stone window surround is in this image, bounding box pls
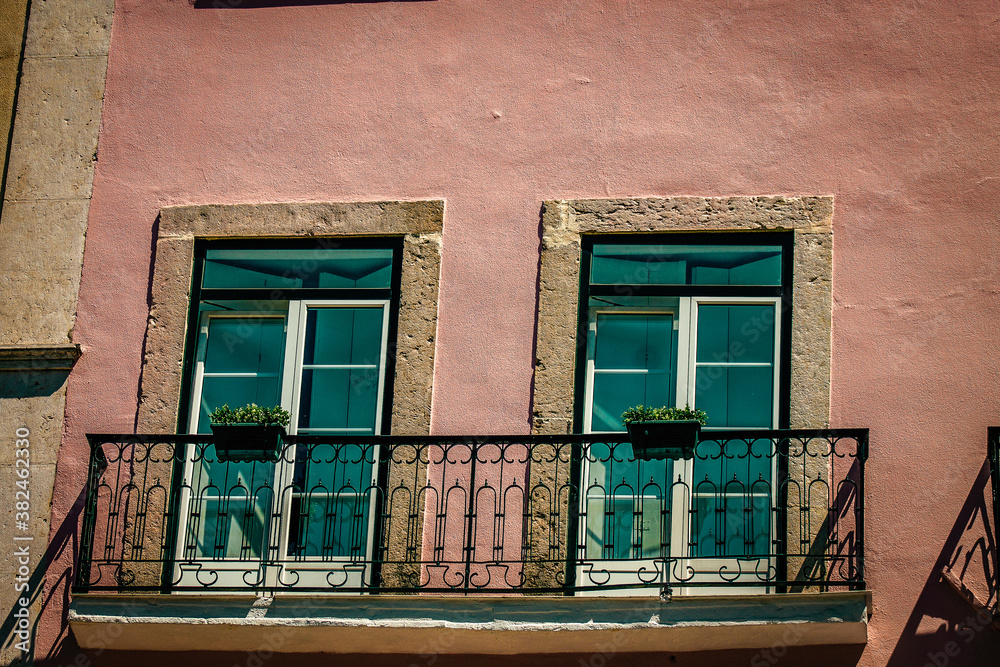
[136,200,444,436]
[531,196,834,435]
[125,201,442,589]
[523,196,833,588]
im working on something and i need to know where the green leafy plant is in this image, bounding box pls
[621,404,707,426]
[210,403,291,427]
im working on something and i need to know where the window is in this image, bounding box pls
[574,234,792,592]
[174,240,402,589]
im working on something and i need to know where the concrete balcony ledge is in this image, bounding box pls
[69,590,871,654]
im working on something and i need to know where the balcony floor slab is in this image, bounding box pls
[69,590,871,654]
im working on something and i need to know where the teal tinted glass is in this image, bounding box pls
[695,366,773,428]
[590,314,675,431]
[303,308,383,366]
[594,314,673,371]
[203,248,393,289]
[592,374,671,431]
[297,369,380,433]
[696,305,774,364]
[204,317,284,374]
[298,305,384,434]
[590,244,782,286]
[691,494,770,557]
[691,438,771,486]
[289,443,374,557]
[584,446,672,560]
[198,317,284,433]
[293,495,370,558]
[192,460,274,558]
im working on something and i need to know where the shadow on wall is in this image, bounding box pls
[0,371,71,399]
[885,458,1000,666]
[1,489,85,666]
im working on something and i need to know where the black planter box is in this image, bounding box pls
[209,423,286,462]
[625,420,701,461]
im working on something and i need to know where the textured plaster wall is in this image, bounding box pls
[45,1,1000,666]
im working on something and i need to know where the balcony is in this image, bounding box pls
[70,430,871,655]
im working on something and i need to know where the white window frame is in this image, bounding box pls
[578,296,781,596]
[174,300,391,591]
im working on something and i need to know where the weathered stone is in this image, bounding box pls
[533,241,582,430]
[0,199,90,272]
[0,0,112,654]
[4,55,106,201]
[159,200,445,239]
[790,232,833,429]
[0,272,83,345]
[0,0,29,199]
[23,0,113,57]
[522,441,572,590]
[566,196,833,234]
[391,232,441,436]
[136,238,195,434]
[0,345,80,372]
[0,374,71,466]
[0,459,54,666]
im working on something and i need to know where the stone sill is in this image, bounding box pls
[69,590,871,655]
[0,343,80,371]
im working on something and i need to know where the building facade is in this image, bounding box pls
[2,1,999,665]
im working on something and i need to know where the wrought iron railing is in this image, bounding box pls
[75,429,867,594]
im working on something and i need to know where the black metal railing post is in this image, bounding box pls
[462,438,479,595]
[855,429,869,591]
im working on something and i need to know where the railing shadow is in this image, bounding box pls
[0,488,85,665]
[885,457,999,666]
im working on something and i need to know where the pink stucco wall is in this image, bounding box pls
[44,1,1000,665]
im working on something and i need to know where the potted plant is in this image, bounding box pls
[209,403,291,462]
[620,404,708,461]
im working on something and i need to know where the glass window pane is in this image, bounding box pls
[592,372,672,431]
[695,367,730,428]
[728,366,773,428]
[595,314,673,371]
[203,248,394,289]
[189,459,274,559]
[695,367,772,428]
[690,495,770,558]
[205,318,284,374]
[303,307,383,366]
[591,244,782,286]
[290,494,370,558]
[696,304,775,364]
[297,369,379,432]
[695,307,730,363]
